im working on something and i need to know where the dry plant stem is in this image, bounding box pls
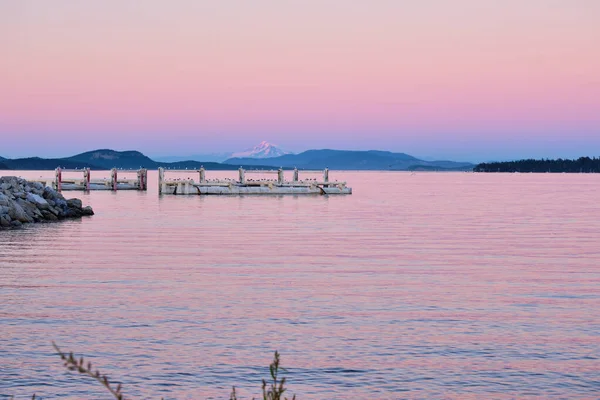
[49,342,295,399]
[52,341,125,400]
[261,351,296,400]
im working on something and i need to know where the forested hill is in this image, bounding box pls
[474,157,600,173]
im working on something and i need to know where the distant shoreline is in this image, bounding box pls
[4,151,600,173]
[474,157,600,173]
[0,148,474,171]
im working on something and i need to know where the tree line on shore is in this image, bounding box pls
[474,157,600,173]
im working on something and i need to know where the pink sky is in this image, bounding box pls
[1,0,599,161]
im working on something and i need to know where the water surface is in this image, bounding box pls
[1,171,599,399]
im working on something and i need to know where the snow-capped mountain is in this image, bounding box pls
[230,141,292,159]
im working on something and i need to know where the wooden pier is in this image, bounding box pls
[33,168,148,191]
[158,167,352,195]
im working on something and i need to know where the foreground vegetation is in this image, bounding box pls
[16,343,296,400]
[474,157,600,173]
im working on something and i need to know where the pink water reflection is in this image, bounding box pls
[1,171,599,398]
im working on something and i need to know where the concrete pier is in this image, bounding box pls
[158,167,352,195]
[33,168,148,191]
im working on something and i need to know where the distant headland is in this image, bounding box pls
[474,157,600,173]
[0,147,474,171]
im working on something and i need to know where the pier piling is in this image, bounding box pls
[55,167,62,191]
[199,167,206,183]
[83,168,90,191]
[110,169,118,191]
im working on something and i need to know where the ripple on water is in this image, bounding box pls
[1,171,600,399]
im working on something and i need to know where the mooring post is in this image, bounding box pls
[158,167,164,194]
[55,167,62,191]
[199,166,206,183]
[323,168,329,185]
[111,168,118,191]
[137,168,147,190]
[278,168,284,185]
[83,168,90,190]
[293,168,299,182]
[142,169,148,190]
[239,167,245,184]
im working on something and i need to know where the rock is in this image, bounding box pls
[82,206,94,216]
[42,186,54,200]
[65,208,82,218]
[54,197,68,213]
[8,201,33,223]
[26,193,49,209]
[0,215,10,228]
[10,220,22,228]
[66,198,83,209]
[0,193,9,206]
[41,210,58,221]
[17,198,42,220]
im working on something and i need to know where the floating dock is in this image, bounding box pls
[33,168,148,191]
[158,167,352,195]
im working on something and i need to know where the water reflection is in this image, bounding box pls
[1,172,599,398]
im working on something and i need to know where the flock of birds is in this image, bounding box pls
[166,177,327,184]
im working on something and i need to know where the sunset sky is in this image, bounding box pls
[1,0,599,161]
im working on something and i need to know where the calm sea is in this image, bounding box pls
[1,171,599,399]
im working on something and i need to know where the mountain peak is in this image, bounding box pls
[230,141,291,159]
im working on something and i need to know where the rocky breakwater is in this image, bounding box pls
[0,176,94,230]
